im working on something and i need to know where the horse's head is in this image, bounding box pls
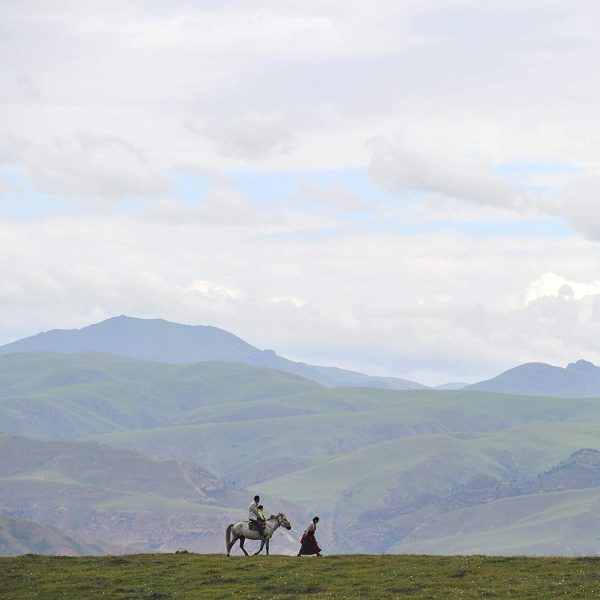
[277,513,292,530]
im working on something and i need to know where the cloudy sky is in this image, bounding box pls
[2,1,600,385]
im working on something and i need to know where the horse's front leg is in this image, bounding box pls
[266,538,270,556]
[239,537,249,556]
[254,538,265,555]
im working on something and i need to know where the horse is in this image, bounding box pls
[225,512,292,556]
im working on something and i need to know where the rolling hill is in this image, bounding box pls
[0,516,117,557]
[390,485,600,556]
[0,433,303,554]
[3,350,600,554]
[256,424,600,553]
[0,351,322,439]
[0,315,426,390]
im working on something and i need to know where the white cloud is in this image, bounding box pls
[293,181,367,211]
[270,296,306,309]
[5,132,172,206]
[144,186,262,226]
[368,133,515,206]
[186,280,243,300]
[3,1,600,384]
[198,114,295,161]
[546,169,600,240]
[524,273,600,305]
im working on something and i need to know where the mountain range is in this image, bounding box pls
[3,315,600,396]
[3,316,600,556]
[2,350,600,554]
[0,316,425,391]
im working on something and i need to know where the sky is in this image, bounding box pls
[2,1,600,385]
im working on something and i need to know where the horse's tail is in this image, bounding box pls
[225,523,233,555]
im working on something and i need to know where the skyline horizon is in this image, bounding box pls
[1,312,597,387]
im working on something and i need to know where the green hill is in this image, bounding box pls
[257,422,600,552]
[0,516,116,557]
[1,553,599,599]
[92,390,600,478]
[389,486,600,556]
[0,351,321,439]
[5,351,600,554]
[0,434,303,554]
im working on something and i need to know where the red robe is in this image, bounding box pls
[298,523,321,555]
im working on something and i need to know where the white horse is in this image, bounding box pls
[225,512,291,556]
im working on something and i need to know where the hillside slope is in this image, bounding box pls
[0,351,321,439]
[0,516,115,556]
[0,433,303,554]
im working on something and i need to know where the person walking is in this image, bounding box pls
[297,516,321,556]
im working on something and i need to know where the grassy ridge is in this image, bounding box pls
[93,393,600,477]
[0,352,321,439]
[0,516,108,557]
[1,553,599,599]
[390,486,600,555]
[0,434,256,554]
[257,422,600,516]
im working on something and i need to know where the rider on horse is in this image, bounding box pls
[249,495,266,537]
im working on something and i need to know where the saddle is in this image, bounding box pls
[248,520,265,532]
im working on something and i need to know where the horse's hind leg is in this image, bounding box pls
[226,535,236,556]
[239,537,249,556]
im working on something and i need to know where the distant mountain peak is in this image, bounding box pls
[566,358,598,372]
[0,315,428,391]
[466,358,600,397]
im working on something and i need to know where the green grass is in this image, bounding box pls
[1,553,600,599]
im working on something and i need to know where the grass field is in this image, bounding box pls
[2,553,600,599]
